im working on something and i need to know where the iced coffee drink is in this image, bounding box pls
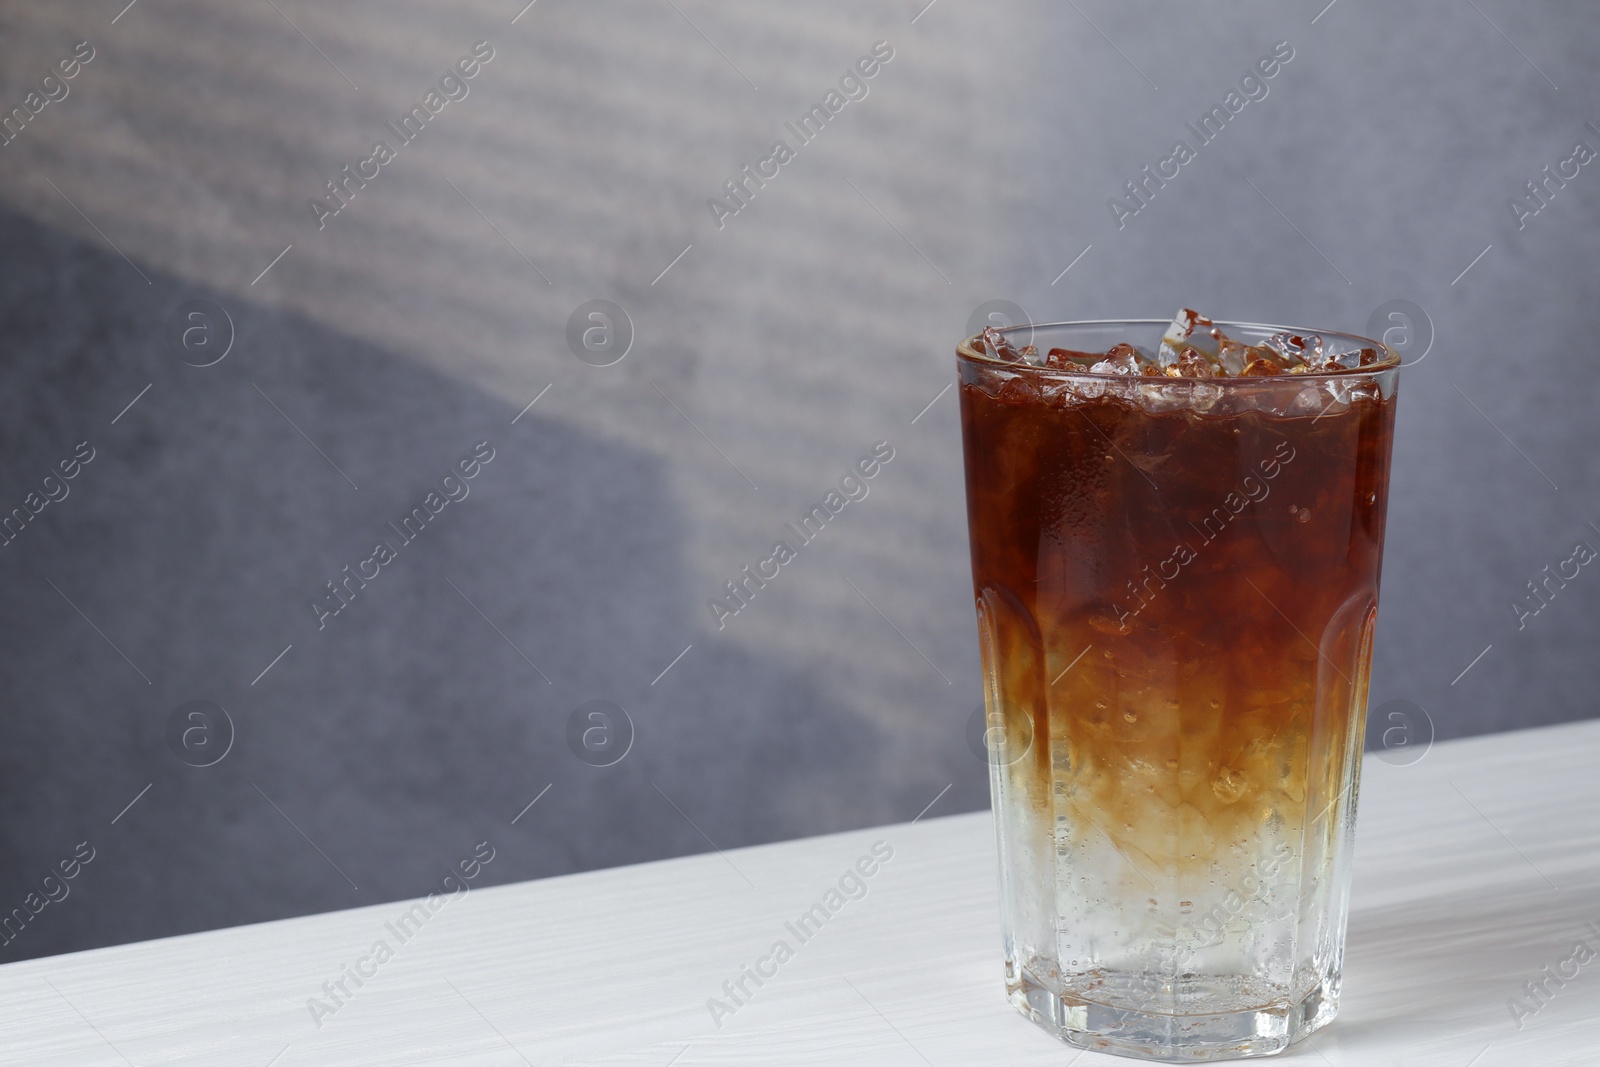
[958,313,1400,1060]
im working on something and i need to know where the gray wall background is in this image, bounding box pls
[0,0,1596,961]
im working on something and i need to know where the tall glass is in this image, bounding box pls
[957,321,1400,1061]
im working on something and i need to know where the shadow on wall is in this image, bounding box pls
[0,207,898,962]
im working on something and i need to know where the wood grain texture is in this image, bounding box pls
[2,720,1597,1066]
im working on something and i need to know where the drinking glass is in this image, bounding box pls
[957,320,1400,1060]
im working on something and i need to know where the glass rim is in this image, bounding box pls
[956,318,1402,382]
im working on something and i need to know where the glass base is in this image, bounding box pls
[1007,962,1338,1062]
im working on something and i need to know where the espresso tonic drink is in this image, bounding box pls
[958,315,1400,1060]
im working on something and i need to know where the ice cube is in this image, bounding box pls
[1216,339,1251,376]
[1264,332,1322,368]
[1037,377,1083,405]
[1286,382,1326,416]
[1158,308,1215,367]
[1345,378,1382,402]
[1140,379,1222,414]
[1319,346,1381,370]
[982,326,1022,363]
[1211,767,1247,804]
[1248,345,1285,368]
[1018,344,1044,366]
[1286,378,1353,416]
[1175,350,1216,378]
[1073,376,1109,399]
[996,375,1041,404]
[1320,378,1353,412]
[1137,382,1187,413]
[1241,355,1285,376]
[1107,343,1142,373]
[1046,346,1103,370]
[1190,380,1223,410]
[1093,343,1144,376]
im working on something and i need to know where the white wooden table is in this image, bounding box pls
[4,720,1598,1066]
